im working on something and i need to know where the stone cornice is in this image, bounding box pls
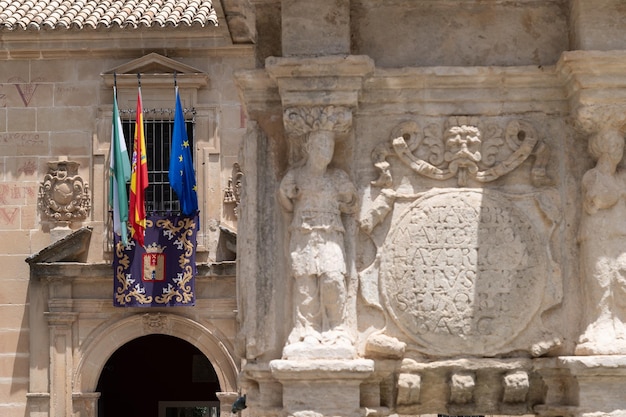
[0,27,253,59]
[29,261,236,280]
[233,69,281,116]
[237,60,569,121]
[360,65,567,116]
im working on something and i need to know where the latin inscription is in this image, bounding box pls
[381,190,545,354]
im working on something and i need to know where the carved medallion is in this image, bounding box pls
[380,189,547,355]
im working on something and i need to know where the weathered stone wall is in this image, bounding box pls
[351,0,570,67]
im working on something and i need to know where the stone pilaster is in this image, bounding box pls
[72,392,100,417]
[535,356,626,417]
[216,391,239,416]
[235,53,375,417]
[45,312,78,417]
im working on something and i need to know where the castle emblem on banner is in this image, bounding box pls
[113,213,198,307]
[143,243,166,282]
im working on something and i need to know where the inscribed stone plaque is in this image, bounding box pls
[380,189,546,355]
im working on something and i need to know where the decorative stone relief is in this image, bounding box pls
[38,160,90,222]
[223,163,243,218]
[278,106,358,360]
[396,373,421,406]
[502,370,530,403]
[450,372,475,404]
[371,117,551,188]
[576,127,626,355]
[359,116,562,357]
[142,313,169,332]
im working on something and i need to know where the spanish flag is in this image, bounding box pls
[129,87,148,247]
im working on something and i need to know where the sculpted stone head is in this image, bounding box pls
[588,128,624,165]
[304,130,336,168]
[444,124,482,164]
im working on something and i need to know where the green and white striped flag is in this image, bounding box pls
[109,87,131,246]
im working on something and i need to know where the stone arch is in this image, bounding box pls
[74,313,238,394]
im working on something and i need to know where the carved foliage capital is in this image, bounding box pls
[283,105,352,137]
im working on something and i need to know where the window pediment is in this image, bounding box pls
[101,53,209,89]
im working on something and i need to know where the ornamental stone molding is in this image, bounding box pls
[557,51,626,134]
[38,159,90,223]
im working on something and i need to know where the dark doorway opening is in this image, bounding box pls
[97,334,221,417]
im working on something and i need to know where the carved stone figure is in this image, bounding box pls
[278,129,358,358]
[576,128,626,354]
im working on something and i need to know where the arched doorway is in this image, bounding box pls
[96,334,221,417]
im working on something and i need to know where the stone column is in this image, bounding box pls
[569,0,626,51]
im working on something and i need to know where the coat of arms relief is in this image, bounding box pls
[38,159,91,223]
[358,116,563,359]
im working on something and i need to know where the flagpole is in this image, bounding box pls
[109,72,132,247]
[169,79,199,217]
[130,73,148,247]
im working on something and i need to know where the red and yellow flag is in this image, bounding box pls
[129,87,148,247]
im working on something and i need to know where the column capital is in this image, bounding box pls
[44,311,78,327]
[557,50,626,134]
[266,55,375,109]
[283,105,352,138]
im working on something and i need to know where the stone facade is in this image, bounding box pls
[2,1,626,417]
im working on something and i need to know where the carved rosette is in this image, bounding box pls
[38,160,90,222]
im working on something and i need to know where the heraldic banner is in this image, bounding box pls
[113,213,198,307]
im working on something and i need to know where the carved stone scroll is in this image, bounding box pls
[371,117,551,188]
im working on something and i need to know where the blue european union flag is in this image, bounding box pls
[168,88,199,216]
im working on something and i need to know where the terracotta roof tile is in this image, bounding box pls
[0,0,217,30]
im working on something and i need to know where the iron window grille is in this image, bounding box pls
[119,107,196,215]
